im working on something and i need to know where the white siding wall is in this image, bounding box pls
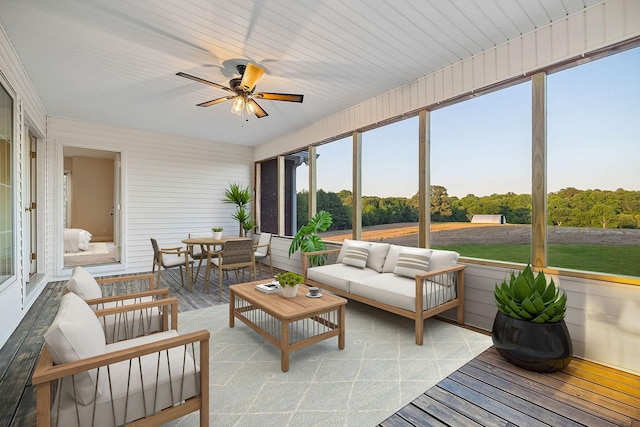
[257,0,640,375]
[46,117,253,278]
[0,24,47,347]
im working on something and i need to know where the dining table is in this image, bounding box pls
[181,236,247,291]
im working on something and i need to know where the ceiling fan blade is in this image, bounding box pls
[254,92,304,103]
[247,99,268,118]
[176,72,236,93]
[197,95,236,107]
[239,63,265,91]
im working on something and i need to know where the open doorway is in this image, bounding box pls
[62,147,121,268]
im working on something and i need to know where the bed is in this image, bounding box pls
[64,228,92,253]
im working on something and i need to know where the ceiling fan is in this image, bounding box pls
[176,63,304,118]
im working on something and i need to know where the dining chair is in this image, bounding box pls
[150,238,194,288]
[253,232,273,276]
[204,238,255,300]
[188,231,214,281]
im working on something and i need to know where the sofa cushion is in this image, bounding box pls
[366,242,391,272]
[350,273,455,312]
[393,248,432,278]
[384,246,459,274]
[382,245,404,273]
[428,250,459,272]
[66,266,103,300]
[52,330,200,427]
[44,292,106,405]
[336,239,390,273]
[307,263,379,292]
[341,242,371,269]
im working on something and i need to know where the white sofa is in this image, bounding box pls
[303,239,465,345]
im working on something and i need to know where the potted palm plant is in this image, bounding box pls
[288,210,333,267]
[223,183,252,236]
[276,272,303,298]
[492,265,572,372]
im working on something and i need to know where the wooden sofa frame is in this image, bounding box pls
[302,248,465,345]
[32,297,210,426]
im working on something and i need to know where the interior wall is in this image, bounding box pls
[68,156,114,241]
[46,116,254,278]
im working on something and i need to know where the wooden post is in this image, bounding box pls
[531,73,547,268]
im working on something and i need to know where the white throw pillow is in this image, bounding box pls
[65,266,102,300]
[382,245,403,273]
[341,242,371,269]
[393,248,433,278]
[44,292,106,405]
[366,242,391,273]
[336,239,354,263]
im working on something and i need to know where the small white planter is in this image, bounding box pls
[281,285,299,298]
[212,231,222,240]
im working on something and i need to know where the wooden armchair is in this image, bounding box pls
[33,292,209,427]
[150,238,194,287]
[65,267,172,343]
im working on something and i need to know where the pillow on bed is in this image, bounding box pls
[66,266,102,300]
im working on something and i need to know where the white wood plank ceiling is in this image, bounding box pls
[0,0,601,146]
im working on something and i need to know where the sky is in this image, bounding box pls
[297,47,640,199]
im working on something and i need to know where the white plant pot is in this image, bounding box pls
[281,285,299,298]
[212,231,222,240]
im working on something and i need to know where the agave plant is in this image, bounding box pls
[494,265,567,323]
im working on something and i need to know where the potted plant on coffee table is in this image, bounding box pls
[492,265,573,372]
[276,272,303,298]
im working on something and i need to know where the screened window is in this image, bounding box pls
[430,81,532,262]
[547,47,640,277]
[362,116,419,246]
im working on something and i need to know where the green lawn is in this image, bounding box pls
[431,243,640,277]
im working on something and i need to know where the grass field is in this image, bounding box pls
[431,243,640,277]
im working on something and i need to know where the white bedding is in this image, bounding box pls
[64,228,92,253]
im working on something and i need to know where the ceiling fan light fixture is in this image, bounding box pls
[245,99,256,115]
[231,96,245,115]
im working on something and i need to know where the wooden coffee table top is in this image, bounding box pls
[229,279,347,320]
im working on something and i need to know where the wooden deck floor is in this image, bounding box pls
[380,347,640,427]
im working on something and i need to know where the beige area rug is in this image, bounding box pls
[165,301,493,427]
[64,242,110,257]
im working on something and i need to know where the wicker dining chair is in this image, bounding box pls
[204,238,255,300]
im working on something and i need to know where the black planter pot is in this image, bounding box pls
[492,311,573,373]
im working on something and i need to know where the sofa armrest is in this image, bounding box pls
[302,248,341,275]
[414,264,466,314]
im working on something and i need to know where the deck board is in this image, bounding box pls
[380,347,640,427]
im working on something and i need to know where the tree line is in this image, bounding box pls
[296,187,640,230]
